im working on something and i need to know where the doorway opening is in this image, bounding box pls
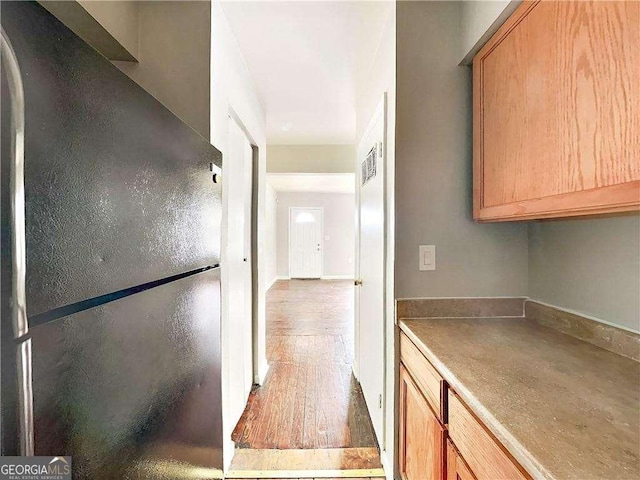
[218,0,395,476]
[228,175,384,477]
[224,113,260,463]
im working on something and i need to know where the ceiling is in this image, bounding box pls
[267,173,355,194]
[221,1,392,145]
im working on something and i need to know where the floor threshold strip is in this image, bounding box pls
[225,468,386,478]
[227,447,385,479]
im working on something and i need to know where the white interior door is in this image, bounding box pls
[355,97,385,446]
[227,117,254,428]
[289,207,323,279]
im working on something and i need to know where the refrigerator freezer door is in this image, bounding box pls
[1,2,222,317]
[29,268,222,477]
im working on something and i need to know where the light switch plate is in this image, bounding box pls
[419,245,436,271]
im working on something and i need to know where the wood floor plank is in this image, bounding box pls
[278,362,298,448]
[290,363,307,447]
[232,280,377,451]
[303,363,319,448]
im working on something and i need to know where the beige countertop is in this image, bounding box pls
[399,317,640,480]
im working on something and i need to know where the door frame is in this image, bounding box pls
[228,110,260,388]
[354,93,387,448]
[250,143,260,387]
[224,110,260,424]
[288,206,324,279]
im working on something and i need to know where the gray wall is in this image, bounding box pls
[113,1,211,140]
[79,0,139,58]
[267,145,355,173]
[459,0,521,64]
[529,216,640,332]
[42,1,211,140]
[395,1,529,299]
[276,192,355,278]
[455,0,640,331]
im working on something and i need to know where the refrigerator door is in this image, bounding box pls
[1,2,222,318]
[29,267,223,477]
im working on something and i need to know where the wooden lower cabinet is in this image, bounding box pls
[448,391,528,480]
[398,345,530,480]
[399,365,445,480]
[447,440,477,480]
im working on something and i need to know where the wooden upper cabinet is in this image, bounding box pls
[399,366,445,480]
[473,0,640,221]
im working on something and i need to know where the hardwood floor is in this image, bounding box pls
[231,280,377,451]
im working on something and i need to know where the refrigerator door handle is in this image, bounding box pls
[2,27,34,456]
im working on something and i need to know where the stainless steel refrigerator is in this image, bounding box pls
[1,2,224,477]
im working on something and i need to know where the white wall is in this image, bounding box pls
[210,2,267,471]
[267,144,355,173]
[265,184,278,289]
[276,192,355,279]
[355,2,396,477]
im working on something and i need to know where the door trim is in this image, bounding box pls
[354,93,387,449]
[288,206,324,279]
[227,110,259,387]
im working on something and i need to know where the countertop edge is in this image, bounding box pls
[398,319,554,480]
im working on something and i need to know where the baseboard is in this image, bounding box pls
[256,361,270,386]
[223,436,235,473]
[267,276,278,290]
[277,275,354,281]
[380,450,393,480]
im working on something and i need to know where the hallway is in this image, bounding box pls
[230,280,382,475]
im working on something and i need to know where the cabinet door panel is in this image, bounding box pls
[399,365,445,480]
[474,0,640,221]
[447,440,477,480]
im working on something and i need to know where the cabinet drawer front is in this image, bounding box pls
[400,332,445,421]
[448,392,528,480]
